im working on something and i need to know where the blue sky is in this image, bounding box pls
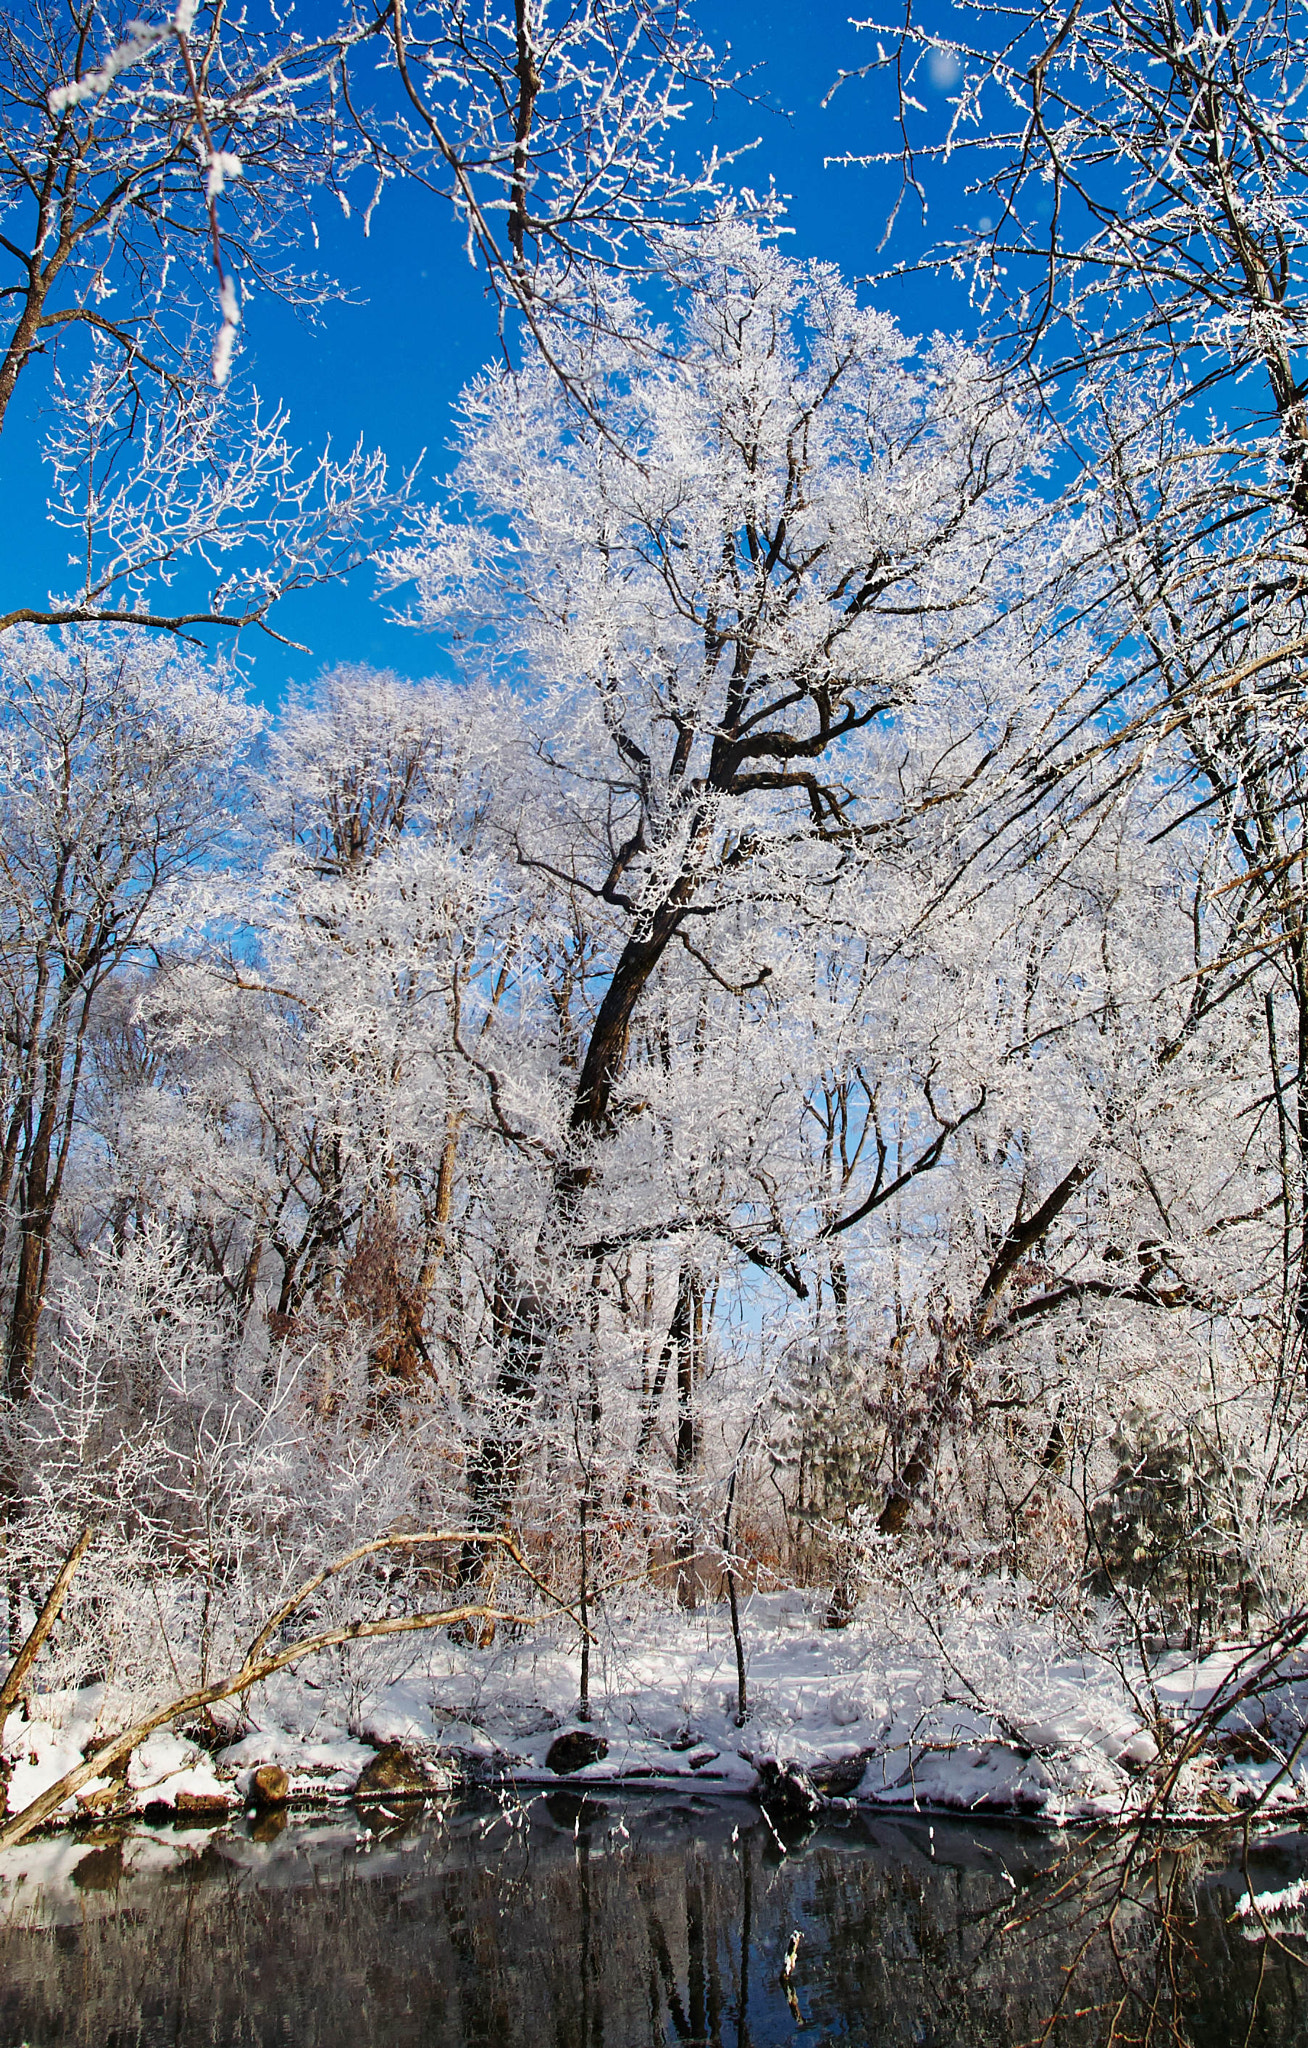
[0,0,984,708]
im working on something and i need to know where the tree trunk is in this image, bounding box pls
[674,1274,703,1608]
[876,1344,968,1538]
[460,1285,549,1582]
[464,889,698,1554]
[4,1009,76,1401]
[555,894,694,1209]
[624,1266,692,1512]
[873,1157,1095,1538]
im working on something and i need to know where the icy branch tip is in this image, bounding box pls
[206,151,243,200]
[49,9,185,114]
[212,277,241,386]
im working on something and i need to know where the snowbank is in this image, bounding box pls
[4,1591,1307,1835]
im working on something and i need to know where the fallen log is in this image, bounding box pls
[0,1527,582,1850]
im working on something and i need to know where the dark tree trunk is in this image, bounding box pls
[625,1266,693,1511]
[873,1157,1095,1539]
[555,893,695,1210]
[460,1286,549,1582]
[876,1344,967,1538]
[674,1274,703,1608]
[464,899,698,1558]
[5,994,86,1402]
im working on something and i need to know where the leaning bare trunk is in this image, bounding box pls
[464,904,692,1561]
[556,901,689,1209]
[876,1340,968,1539]
[873,1158,1098,1540]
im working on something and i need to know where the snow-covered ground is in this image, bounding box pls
[4,1588,1307,1837]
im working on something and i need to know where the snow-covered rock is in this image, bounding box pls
[126,1729,229,1811]
[217,1726,375,1798]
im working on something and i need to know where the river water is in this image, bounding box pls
[1,1794,1306,2045]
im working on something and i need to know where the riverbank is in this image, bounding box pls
[5,1588,1307,1836]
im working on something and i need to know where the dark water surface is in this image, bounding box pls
[2,1794,1307,2046]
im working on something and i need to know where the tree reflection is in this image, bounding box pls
[0,1799,1305,2046]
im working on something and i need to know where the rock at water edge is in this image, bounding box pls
[546,1730,609,1775]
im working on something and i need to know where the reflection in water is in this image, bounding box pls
[1,1794,1306,2046]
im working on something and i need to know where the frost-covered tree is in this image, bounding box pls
[392,219,1045,1224]
[0,0,740,638]
[0,2,406,636]
[0,625,257,1397]
[384,217,1056,1545]
[92,668,511,1392]
[831,0,1308,1412]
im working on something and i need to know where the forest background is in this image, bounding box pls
[2,0,1307,1819]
